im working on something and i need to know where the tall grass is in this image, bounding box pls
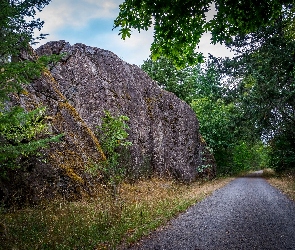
[263,168,295,201]
[0,177,232,250]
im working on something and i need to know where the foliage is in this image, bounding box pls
[0,0,53,101]
[192,98,235,148]
[0,0,60,100]
[0,0,63,174]
[220,6,295,171]
[232,141,269,172]
[192,95,268,174]
[191,97,238,174]
[141,57,201,103]
[0,106,62,174]
[0,54,62,101]
[0,0,51,59]
[269,127,295,172]
[115,0,294,174]
[114,0,290,67]
[93,111,132,190]
[141,57,224,104]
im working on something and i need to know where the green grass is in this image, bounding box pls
[0,177,232,250]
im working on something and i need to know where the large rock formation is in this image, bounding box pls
[1,41,216,205]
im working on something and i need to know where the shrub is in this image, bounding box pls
[91,111,132,193]
[0,106,62,176]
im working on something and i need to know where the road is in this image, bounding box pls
[127,171,295,249]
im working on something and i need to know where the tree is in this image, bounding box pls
[220,6,295,171]
[114,0,291,67]
[141,57,224,104]
[0,0,50,59]
[0,0,61,174]
[190,76,268,175]
[141,57,201,103]
[191,97,239,174]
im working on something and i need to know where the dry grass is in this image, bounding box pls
[0,177,233,250]
[263,168,295,201]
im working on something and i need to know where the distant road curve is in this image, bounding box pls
[127,171,295,250]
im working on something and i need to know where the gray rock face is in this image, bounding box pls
[1,45,107,206]
[36,40,215,182]
[1,41,216,206]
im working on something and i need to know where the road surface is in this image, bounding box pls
[127,171,295,249]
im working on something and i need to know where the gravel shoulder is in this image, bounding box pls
[127,171,295,250]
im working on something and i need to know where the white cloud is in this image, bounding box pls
[35,0,153,65]
[34,0,233,65]
[86,28,154,65]
[37,0,121,34]
[198,32,234,58]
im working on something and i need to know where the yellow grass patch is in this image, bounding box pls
[263,168,295,201]
[0,177,233,249]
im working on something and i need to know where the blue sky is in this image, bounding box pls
[35,0,234,66]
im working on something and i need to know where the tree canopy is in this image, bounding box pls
[219,6,295,171]
[114,0,292,67]
[0,0,51,59]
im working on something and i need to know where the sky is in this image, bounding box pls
[35,0,234,66]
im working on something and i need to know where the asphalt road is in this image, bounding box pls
[127,171,295,250]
